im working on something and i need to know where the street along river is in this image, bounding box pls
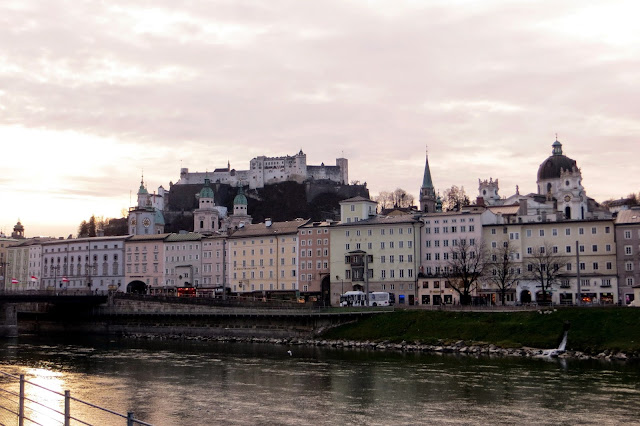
[1,335,639,425]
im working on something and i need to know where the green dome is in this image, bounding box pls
[138,182,148,195]
[199,178,215,199]
[234,185,248,205]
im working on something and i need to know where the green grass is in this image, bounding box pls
[322,307,640,353]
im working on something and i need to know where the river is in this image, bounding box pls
[0,335,639,425]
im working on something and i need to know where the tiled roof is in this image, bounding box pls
[128,233,171,241]
[229,219,309,238]
[166,232,205,242]
[488,204,520,215]
[333,214,421,227]
[615,209,640,224]
[340,196,374,203]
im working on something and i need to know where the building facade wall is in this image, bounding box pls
[229,230,300,294]
[125,235,167,292]
[615,223,640,304]
[41,237,127,292]
[483,220,617,305]
[329,218,422,306]
[299,222,331,296]
[419,211,491,305]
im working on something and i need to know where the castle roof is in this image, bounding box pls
[537,139,578,181]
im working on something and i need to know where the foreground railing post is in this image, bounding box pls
[19,374,25,426]
[127,411,134,426]
[65,390,70,426]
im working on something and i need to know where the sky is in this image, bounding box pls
[1,0,639,238]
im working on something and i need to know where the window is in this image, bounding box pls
[592,245,598,252]
[625,246,633,255]
[526,230,532,237]
[606,262,612,270]
[626,262,634,271]
[552,228,558,236]
[565,228,571,236]
[491,229,496,235]
[606,244,611,252]
[566,245,571,253]
[580,262,585,270]
[527,247,532,254]
[591,227,597,234]
[579,228,584,235]
[593,262,599,270]
[539,229,545,237]
[625,230,632,239]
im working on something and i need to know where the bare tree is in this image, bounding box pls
[526,242,565,305]
[444,239,487,305]
[442,185,470,212]
[392,188,415,208]
[375,188,414,209]
[487,240,520,305]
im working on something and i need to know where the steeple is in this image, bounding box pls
[422,149,434,190]
[419,148,436,213]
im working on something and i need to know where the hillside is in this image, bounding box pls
[163,181,369,232]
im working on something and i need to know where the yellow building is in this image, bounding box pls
[482,219,618,305]
[330,197,422,306]
[228,219,308,296]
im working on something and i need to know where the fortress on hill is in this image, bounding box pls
[175,150,348,189]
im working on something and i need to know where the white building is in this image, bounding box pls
[41,236,128,292]
[176,150,348,189]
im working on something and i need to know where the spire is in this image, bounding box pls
[419,147,437,213]
[422,149,434,189]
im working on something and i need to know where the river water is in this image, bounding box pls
[0,335,639,426]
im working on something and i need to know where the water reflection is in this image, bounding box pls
[0,336,639,425]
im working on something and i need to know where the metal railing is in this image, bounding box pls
[0,371,152,426]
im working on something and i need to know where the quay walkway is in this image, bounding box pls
[0,370,151,426]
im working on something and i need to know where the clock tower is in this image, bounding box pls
[127,175,165,235]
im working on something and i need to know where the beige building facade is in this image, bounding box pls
[483,219,617,305]
[228,220,308,296]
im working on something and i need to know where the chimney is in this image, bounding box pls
[265,218,272,227]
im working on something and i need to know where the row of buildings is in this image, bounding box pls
[2,140,639,306]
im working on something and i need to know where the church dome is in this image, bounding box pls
[234,186,248,205]
[199,178,215,199]
[537,140,577,181]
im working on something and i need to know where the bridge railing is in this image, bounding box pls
[0,370,152,426]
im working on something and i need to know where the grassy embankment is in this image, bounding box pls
[322,307,640,353]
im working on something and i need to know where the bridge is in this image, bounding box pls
[0,292,393,338]
[0,291,109,338]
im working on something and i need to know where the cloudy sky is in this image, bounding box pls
[2,0,639,238]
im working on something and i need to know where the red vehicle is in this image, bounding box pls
[177,287,196,297]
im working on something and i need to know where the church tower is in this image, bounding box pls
[419,151,436,213]
[227,185,252,230]
[128,174,165,235]
[193,178,220,235]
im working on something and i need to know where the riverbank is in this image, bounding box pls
[120,332,635,362]
[114,306,640,361]
[321,306,640,355]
